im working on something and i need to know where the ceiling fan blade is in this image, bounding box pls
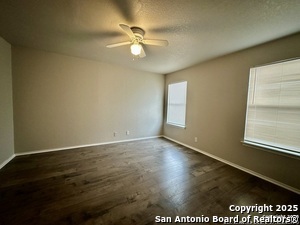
[119,24,135,40]
[139,45,146,58]
[106,41,131,48]
[143,39,169,46]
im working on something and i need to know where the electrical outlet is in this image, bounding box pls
[114,132,117,137]
[194,137,198,142]
[126,130,130,135]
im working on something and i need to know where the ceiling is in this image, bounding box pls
[1,0,300,74]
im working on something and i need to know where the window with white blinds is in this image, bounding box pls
[244,59,300,157]
[167,81,187,128]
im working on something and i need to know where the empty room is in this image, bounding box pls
[0,0,299,224]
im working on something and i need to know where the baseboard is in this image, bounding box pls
[163,136,300,195]
[0,154,15,169]
[15,135,163,156]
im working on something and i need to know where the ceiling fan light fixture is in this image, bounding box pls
[131,43,142,55]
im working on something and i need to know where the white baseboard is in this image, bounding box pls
[7,135,299,194]
[163,136,300,195]
[0,154,15,169]
[15,135,163,156]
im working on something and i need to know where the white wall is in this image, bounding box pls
[164,33,300,190]
[0,37,14,167]
[12,46,164,153]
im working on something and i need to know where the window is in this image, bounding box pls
[167,81,187,128]
[244,59,300,157]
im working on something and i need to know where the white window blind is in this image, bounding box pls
[167,81,187,127]
[244,59,300,157]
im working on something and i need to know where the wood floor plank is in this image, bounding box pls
[0,137,299,225]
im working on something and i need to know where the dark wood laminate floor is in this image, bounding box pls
[0,138,299,225]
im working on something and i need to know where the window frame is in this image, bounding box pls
[166,81,187,128]
[243,58,300,158]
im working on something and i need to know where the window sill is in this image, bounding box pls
[166,122,186,129]
[241,140,300,159]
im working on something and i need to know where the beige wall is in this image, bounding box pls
[12,47,164,153]
[0,37,14,167]
[164,33,300,190]
[5,33,300,190]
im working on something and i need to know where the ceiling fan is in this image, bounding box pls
[106,24,169,58]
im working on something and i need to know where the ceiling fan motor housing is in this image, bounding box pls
[131,27,145,41]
